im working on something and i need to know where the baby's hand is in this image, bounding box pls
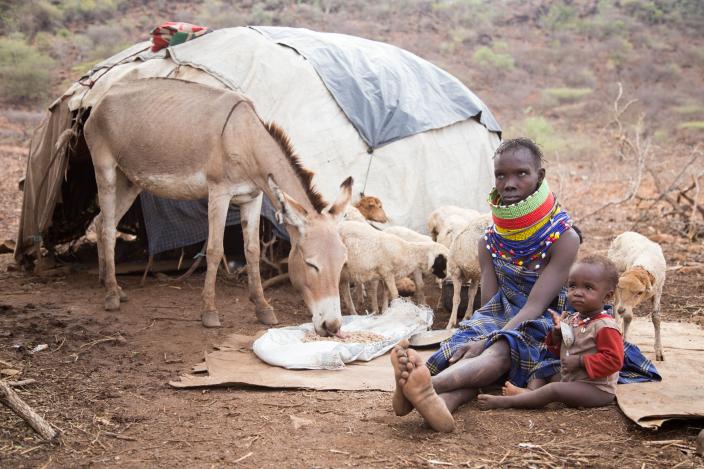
[549,309,569,335]
[561,354,582,373]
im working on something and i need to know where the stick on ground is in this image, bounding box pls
[0,380,58,440]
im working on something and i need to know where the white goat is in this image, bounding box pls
[383,226,435,305]
[607,231,667,361]
[446,213,493,328]
[427,206,480,246]
[339,221,448,315]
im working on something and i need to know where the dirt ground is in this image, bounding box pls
[1,118,704,468]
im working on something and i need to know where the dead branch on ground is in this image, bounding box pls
[171,242,206,284]
[632,147,702,237]
[0,380,58,440]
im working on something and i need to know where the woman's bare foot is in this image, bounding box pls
[477,393,509,410]
[502,381,528,396]
[401,348,455,433]
[390,340,413,416]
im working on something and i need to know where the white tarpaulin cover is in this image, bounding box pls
[62,26,499,234]
[252,299,433,370]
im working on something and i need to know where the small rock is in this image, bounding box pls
[696,429,704,457]
[1,368,21,377]
[290,414,313,430]
[30,344,48,354]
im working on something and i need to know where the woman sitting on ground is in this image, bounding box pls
[391,138,659,433]
[477,254,624,410]
[391,137,581,432]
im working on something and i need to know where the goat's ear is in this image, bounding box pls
[268,175,308,232]
[327,176,353,221]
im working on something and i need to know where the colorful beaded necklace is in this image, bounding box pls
[484,180,573,270]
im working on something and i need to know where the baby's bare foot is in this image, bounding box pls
[390,340,413,416]
[477,393,509,410]
[502,381,528,396]
[401,349,455,433]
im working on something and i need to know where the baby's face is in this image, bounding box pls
[567,263,614,316]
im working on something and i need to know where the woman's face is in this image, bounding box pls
[493,148,545,205]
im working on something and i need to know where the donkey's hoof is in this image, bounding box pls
[256,307,279,325]
[118,287,128,302]
[201,311,222,328]
[104,295,121,311]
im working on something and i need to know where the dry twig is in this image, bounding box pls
[0,380,58,440]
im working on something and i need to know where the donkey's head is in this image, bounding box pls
[268,176,352,336]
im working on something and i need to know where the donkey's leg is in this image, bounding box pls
[110,173,141,302]
[94,213,106,285]
[652,292,664,361]
[239,193,277,325]
[94,164,121,311]
[201,187,232,328]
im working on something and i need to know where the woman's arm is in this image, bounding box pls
[477,235,499,305]
[502,229,580,331]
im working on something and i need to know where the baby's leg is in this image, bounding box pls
[478,382,614,410]
[503,376,554,396]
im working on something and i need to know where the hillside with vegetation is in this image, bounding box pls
[1,0,703,145]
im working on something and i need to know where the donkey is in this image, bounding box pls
[83,77,351,335]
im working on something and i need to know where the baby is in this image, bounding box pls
[478,254,624,409]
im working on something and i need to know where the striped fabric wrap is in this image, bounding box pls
[426,257,569,384]
[150,22,210,53]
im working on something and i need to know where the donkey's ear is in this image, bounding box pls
[268,175,308,232]
[327,176,353,221]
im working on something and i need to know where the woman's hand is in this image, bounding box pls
[449,339,486,363]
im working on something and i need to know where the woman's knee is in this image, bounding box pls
[484,339,510,361]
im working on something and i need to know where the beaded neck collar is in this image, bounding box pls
[484,180,573,269]
[488,180,550,222]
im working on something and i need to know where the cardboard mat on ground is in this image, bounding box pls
[616,318,704,429]
[170,317,704,428]
[169,334,432,391]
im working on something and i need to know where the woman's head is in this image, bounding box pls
[493,138,545,205]
[567,254,619,316]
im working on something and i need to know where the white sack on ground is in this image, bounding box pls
[253,299,433,370]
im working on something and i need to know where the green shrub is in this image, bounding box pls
[13,1,63,37]
[197,0,248,29]
[60,0,124,23]
[0,37,55,103]
[84,24,130,61]
[540,2,578,32]
[508,116,567,155]
[673,104,704,116]
[678,121,704,130]
[473,45,514,70]
[543,87,593,104]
